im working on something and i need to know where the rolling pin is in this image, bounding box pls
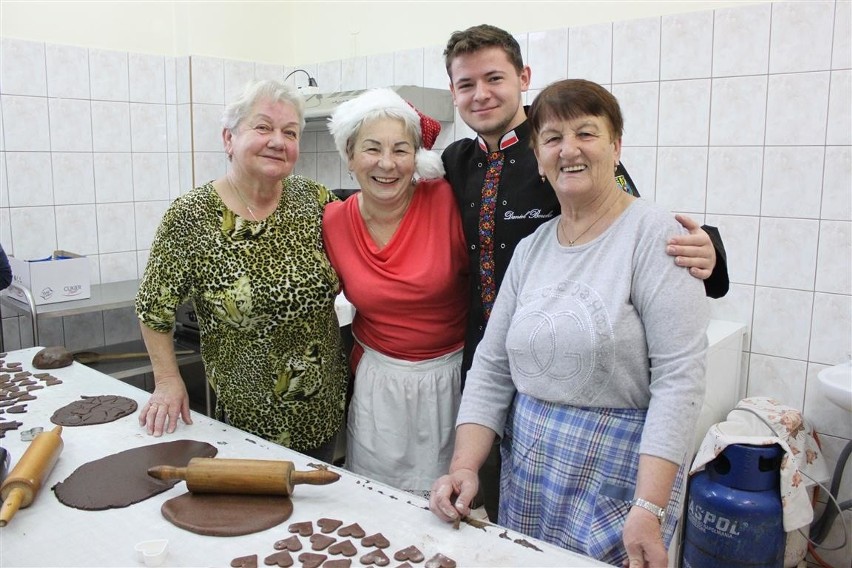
[73,350,195,364]
[147,457,340,496]
[0,425,64,527]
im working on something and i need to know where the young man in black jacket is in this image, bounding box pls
[440,24,729,521]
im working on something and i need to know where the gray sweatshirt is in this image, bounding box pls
[458,198,709,463]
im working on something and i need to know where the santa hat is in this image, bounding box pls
[328,88,444,180]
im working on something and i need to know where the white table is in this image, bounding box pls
[0,347,605,568]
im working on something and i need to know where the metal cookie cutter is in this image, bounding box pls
[20,427,44,441]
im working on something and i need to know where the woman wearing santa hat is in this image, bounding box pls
[323,88,469,496]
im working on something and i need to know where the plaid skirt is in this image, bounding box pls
[498,393,686,565]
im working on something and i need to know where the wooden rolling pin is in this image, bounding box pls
[0,425,64,527]
[147,457,340,496]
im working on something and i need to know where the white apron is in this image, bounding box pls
[346,343,462,492]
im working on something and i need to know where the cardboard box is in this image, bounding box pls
[7,250,91,306]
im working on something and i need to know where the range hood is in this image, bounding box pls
[302,86,454,132]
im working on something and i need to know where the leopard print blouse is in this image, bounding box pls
[136,176,347,452]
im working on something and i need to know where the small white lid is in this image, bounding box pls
[134,539,168,567]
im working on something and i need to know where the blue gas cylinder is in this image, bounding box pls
[682,443,785,568]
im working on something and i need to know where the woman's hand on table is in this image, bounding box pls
[429,468,479,523]
[621,507,667,568]
[138,374,193,436]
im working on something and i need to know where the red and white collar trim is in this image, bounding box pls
[477,129,520,153]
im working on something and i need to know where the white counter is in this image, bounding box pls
[0,347,605,568]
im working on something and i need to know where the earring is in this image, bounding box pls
[614,162,619,172]
[348,171,353,180]
[540,175,546,183]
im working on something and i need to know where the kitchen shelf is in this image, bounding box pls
[0,279,202,383]
[0,279,142,344]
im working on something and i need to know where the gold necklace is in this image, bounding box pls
[559,193,622,247]
[364,216,403,247]
[361,195,410,247]
[226,175,260,222]
[364,219,387,246]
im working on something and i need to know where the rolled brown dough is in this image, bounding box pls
[53,439,217,510]
[50,394,138,426]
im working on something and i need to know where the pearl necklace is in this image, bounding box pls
[558,193,622,247]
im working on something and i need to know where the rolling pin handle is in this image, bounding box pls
[289,469,341,486]
[147,465,187,481]
[0,424,64,527]
[0,487,25,527]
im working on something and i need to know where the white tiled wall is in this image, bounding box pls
[0,41,185,349]
[0,2,850,561]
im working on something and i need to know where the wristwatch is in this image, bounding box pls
[631,498,666,524]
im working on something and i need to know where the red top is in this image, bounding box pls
[323,178,469,366]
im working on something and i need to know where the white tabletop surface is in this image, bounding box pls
[0,347,605,568]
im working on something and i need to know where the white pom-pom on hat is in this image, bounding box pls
[415,148,445,180]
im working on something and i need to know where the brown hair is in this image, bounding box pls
[443,24,524,77]
[528,79,624,144]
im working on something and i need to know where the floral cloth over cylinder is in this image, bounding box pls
[691,396,830,531]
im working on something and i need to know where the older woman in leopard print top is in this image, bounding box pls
[135,80,347,459]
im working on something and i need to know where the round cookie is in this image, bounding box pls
[161,492,293,536]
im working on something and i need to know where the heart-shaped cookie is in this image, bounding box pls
[395,564,413,568]
[424,553,456,568]
[328,539,357,557]
[296,552,327,568]
[360,549,390,566]
[230,554,258,568]
[323,560,352,568]
[317,517,343,533]
[337,523,366,538]
[274,535,303,551]
[393,546,424,563]
[362,533,390,549]
[288,521,314,536]
[309,533,336,551]
[263,550,294,567]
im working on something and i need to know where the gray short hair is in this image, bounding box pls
[222,79,306,132]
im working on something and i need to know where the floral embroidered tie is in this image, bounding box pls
[479,151,505,322]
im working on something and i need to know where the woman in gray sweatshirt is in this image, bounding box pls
[430,79,709,567]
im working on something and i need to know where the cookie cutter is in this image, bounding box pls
[20,427,43,442]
